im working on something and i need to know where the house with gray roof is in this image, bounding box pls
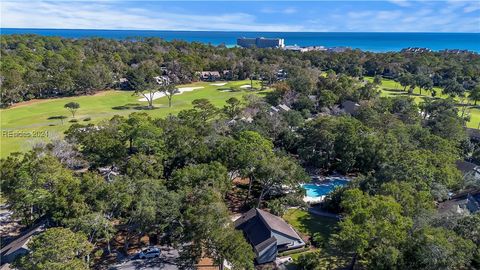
[340,100,360,115]
[455,160,480,180]
[1,222,45,267]
[234,208,305,264]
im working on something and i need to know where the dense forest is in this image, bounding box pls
[1,34,480,107]
[1,35,480,270]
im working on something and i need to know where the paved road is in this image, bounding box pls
[110,247,180,270]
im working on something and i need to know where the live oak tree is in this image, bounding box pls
[16,227,93,270]
[405,227,475,270]
[332,189,413,269]
[469,84,480,105]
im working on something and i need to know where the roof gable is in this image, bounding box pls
[256,209,302,240]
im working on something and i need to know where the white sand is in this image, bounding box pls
[138,87,204,101]
[240,84,252,89]
[210,82,227,86]
[220,89,232,92]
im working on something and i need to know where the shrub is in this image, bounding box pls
[69,119,78,123]
[312,232,326,248]
[83,117,91,122]
[278,247,310,257]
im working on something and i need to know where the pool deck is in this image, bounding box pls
[302,175,351,203]
[303,195,325,203]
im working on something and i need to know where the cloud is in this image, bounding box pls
[464,2,480,13]
[388,0,410,7]
[260,7,297,14]
[1,1,303,31]
[1,0,479,33]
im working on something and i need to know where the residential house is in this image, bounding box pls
[466,128,480,142]
[455,160,480,180]
[438,189,480,216]
[222,70,233,80]
[340,100,360,115]
[154,75,171,86]
[234,208,305,264]
[1,223,45,267]
[269,104,291,116]
[200,71,221,81]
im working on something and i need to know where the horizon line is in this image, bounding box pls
[1,27,479,34]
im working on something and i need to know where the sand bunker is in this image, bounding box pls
[138,87,204,101]
[210,82,227,86]
[240,84,252,89]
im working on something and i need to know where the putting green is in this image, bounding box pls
[0,80,266,157]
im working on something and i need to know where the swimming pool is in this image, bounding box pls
[302,178,349,198]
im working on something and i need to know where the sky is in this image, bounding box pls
[1,1,479,32]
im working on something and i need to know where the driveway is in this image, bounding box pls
[110,246,179,270]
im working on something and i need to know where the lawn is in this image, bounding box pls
[283,208,338,241]
[283,209,350,269]
[366,76,480,128]
[0,80,266,157]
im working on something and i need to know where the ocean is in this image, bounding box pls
[1,28,479,53]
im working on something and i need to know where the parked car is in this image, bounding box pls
[138,247,161,259]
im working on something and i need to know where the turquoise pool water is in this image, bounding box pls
[303,178,349,198]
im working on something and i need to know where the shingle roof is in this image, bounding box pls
[1,223,45,258]
[254,236,277,254]
[455,160,478,174]
[256,208,302,240]
[341,100,360,115]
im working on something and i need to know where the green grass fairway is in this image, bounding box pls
[366,76,480,129]
[0,80,266,157]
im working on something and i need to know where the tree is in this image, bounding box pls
[126,61,160,109]
[169,162,230,194]
[160,83,177,108]
[180,188,254,269]
[223,97,241,118]
[214,131,274,204]
[0,153,86,226]
[64,102,80,118]
[253,153,307,207]
[405,226,475,270]
[398,73,413,92]
[415,74,432,96]
[373,75,382,85]
[469,84,480,105]
[16,227,93,270]
[332,189,413,269]
[443,79,465,97]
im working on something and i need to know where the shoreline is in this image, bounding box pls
[2,29,479,53]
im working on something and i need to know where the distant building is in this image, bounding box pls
[154,75,171,86]
[234,208,305,264]
[269,104,291,116]
[284,45,327,52]
[401,47,432,53]
[199,71,221,81]
[276,69,287,81]
[237,37,285,48]
[327,46,349,53]
[439,49,477,55]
